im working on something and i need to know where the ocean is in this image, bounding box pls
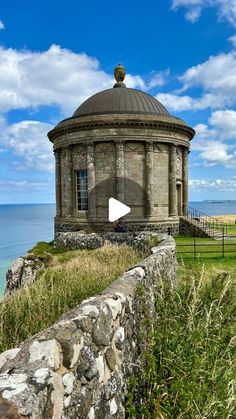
[190,201,236,216]
[0,201,236,293]
[0,204,55,294]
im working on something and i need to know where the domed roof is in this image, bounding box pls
[72,87,169,118]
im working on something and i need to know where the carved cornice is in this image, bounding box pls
[48,119,195,143]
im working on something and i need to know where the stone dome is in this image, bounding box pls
[49,64,195,236]
[72,87,169,118]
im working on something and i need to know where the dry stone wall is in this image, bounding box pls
[0,235,176,419]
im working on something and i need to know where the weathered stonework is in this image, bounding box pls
[0,235,176,418]
[179,218,211,237]
[55,231,160,254]
[54,219,180,235]
[48,74,195,235]
[6,255,45,293]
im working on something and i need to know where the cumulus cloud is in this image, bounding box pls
[0,44,147,117]
[189,177,236,192]
[0,178,53,190]
[228,34,236,46]
[155,92,227,112]
[0,21,4,30]
[157,51,236,112]
[185,7,202,23]
[171,0,236,27]
[180,52,236,95]
[191,110,236,168]
[0,45,170,180]
[0,119,54,172]
[147,70,169,89]
[209,109,236,138]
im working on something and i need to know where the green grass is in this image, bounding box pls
[126,263,236,418]
[0,244,142,353]
[175,236,236,264]
[224,225,236,236]
[211,224,236,236]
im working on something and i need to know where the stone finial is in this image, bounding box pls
[113,64,126,88]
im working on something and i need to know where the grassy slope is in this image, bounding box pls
[126,261,236,418]
[0,243,142,353]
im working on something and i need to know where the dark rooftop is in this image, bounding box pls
[72,87,169,118]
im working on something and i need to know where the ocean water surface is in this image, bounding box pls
[190,200,236,216]
[0,204,55,293]
[0,200,236,293]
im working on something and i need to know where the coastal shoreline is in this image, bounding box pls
[213,214,236,223]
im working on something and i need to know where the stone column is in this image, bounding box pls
[145,142,154,218]
[115,141,125,202]
[87,143,96,219]
[63,146,73,216]
[169,145,177,217]
[54,149,62,217]
[182,147,189,215]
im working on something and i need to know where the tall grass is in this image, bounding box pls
[126,263,236,418]
[0,245,141,353]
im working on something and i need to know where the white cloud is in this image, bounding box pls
[180,52,236,95]
[171,0,236,27]
[125,74,146,89]
[0,44,146,117]
[155,92,226,112]
[157,52,236,112]
[192,124,217,151]
[209,109,236,139]
[185,7,202,22]
[0,178,53,190]
[191,110,236,168]
[148,70,169,89]
[189,177,236,192]
[156,93,194,111]
[200,142,231,165]
[0,21,5,30]
[0,119,54,172]
[228,34,236,46]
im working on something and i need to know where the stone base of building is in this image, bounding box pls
[54,216,180,236]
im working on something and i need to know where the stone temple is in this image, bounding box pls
[48,65,195,233]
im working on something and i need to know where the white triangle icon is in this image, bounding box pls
[108,198,131,222]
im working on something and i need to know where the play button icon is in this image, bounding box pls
[108,198,131,222]
[86,177,150,232]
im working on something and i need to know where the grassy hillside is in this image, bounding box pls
[126,261,236,418]
[0,243,142,353]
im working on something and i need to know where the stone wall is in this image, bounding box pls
[0,236,176,419]
[54,219,180,236]
[179,218,209,237]
[54,231,159,253]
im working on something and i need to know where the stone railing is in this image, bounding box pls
[0,235,176,418]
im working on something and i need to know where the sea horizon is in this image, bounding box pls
[0,200,236,293]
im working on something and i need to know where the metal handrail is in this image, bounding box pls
[182,206,225,237]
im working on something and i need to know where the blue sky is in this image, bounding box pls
[1,0,236,203]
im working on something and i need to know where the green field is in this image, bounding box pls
[212,224,236,236]
[175,235,236,264]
